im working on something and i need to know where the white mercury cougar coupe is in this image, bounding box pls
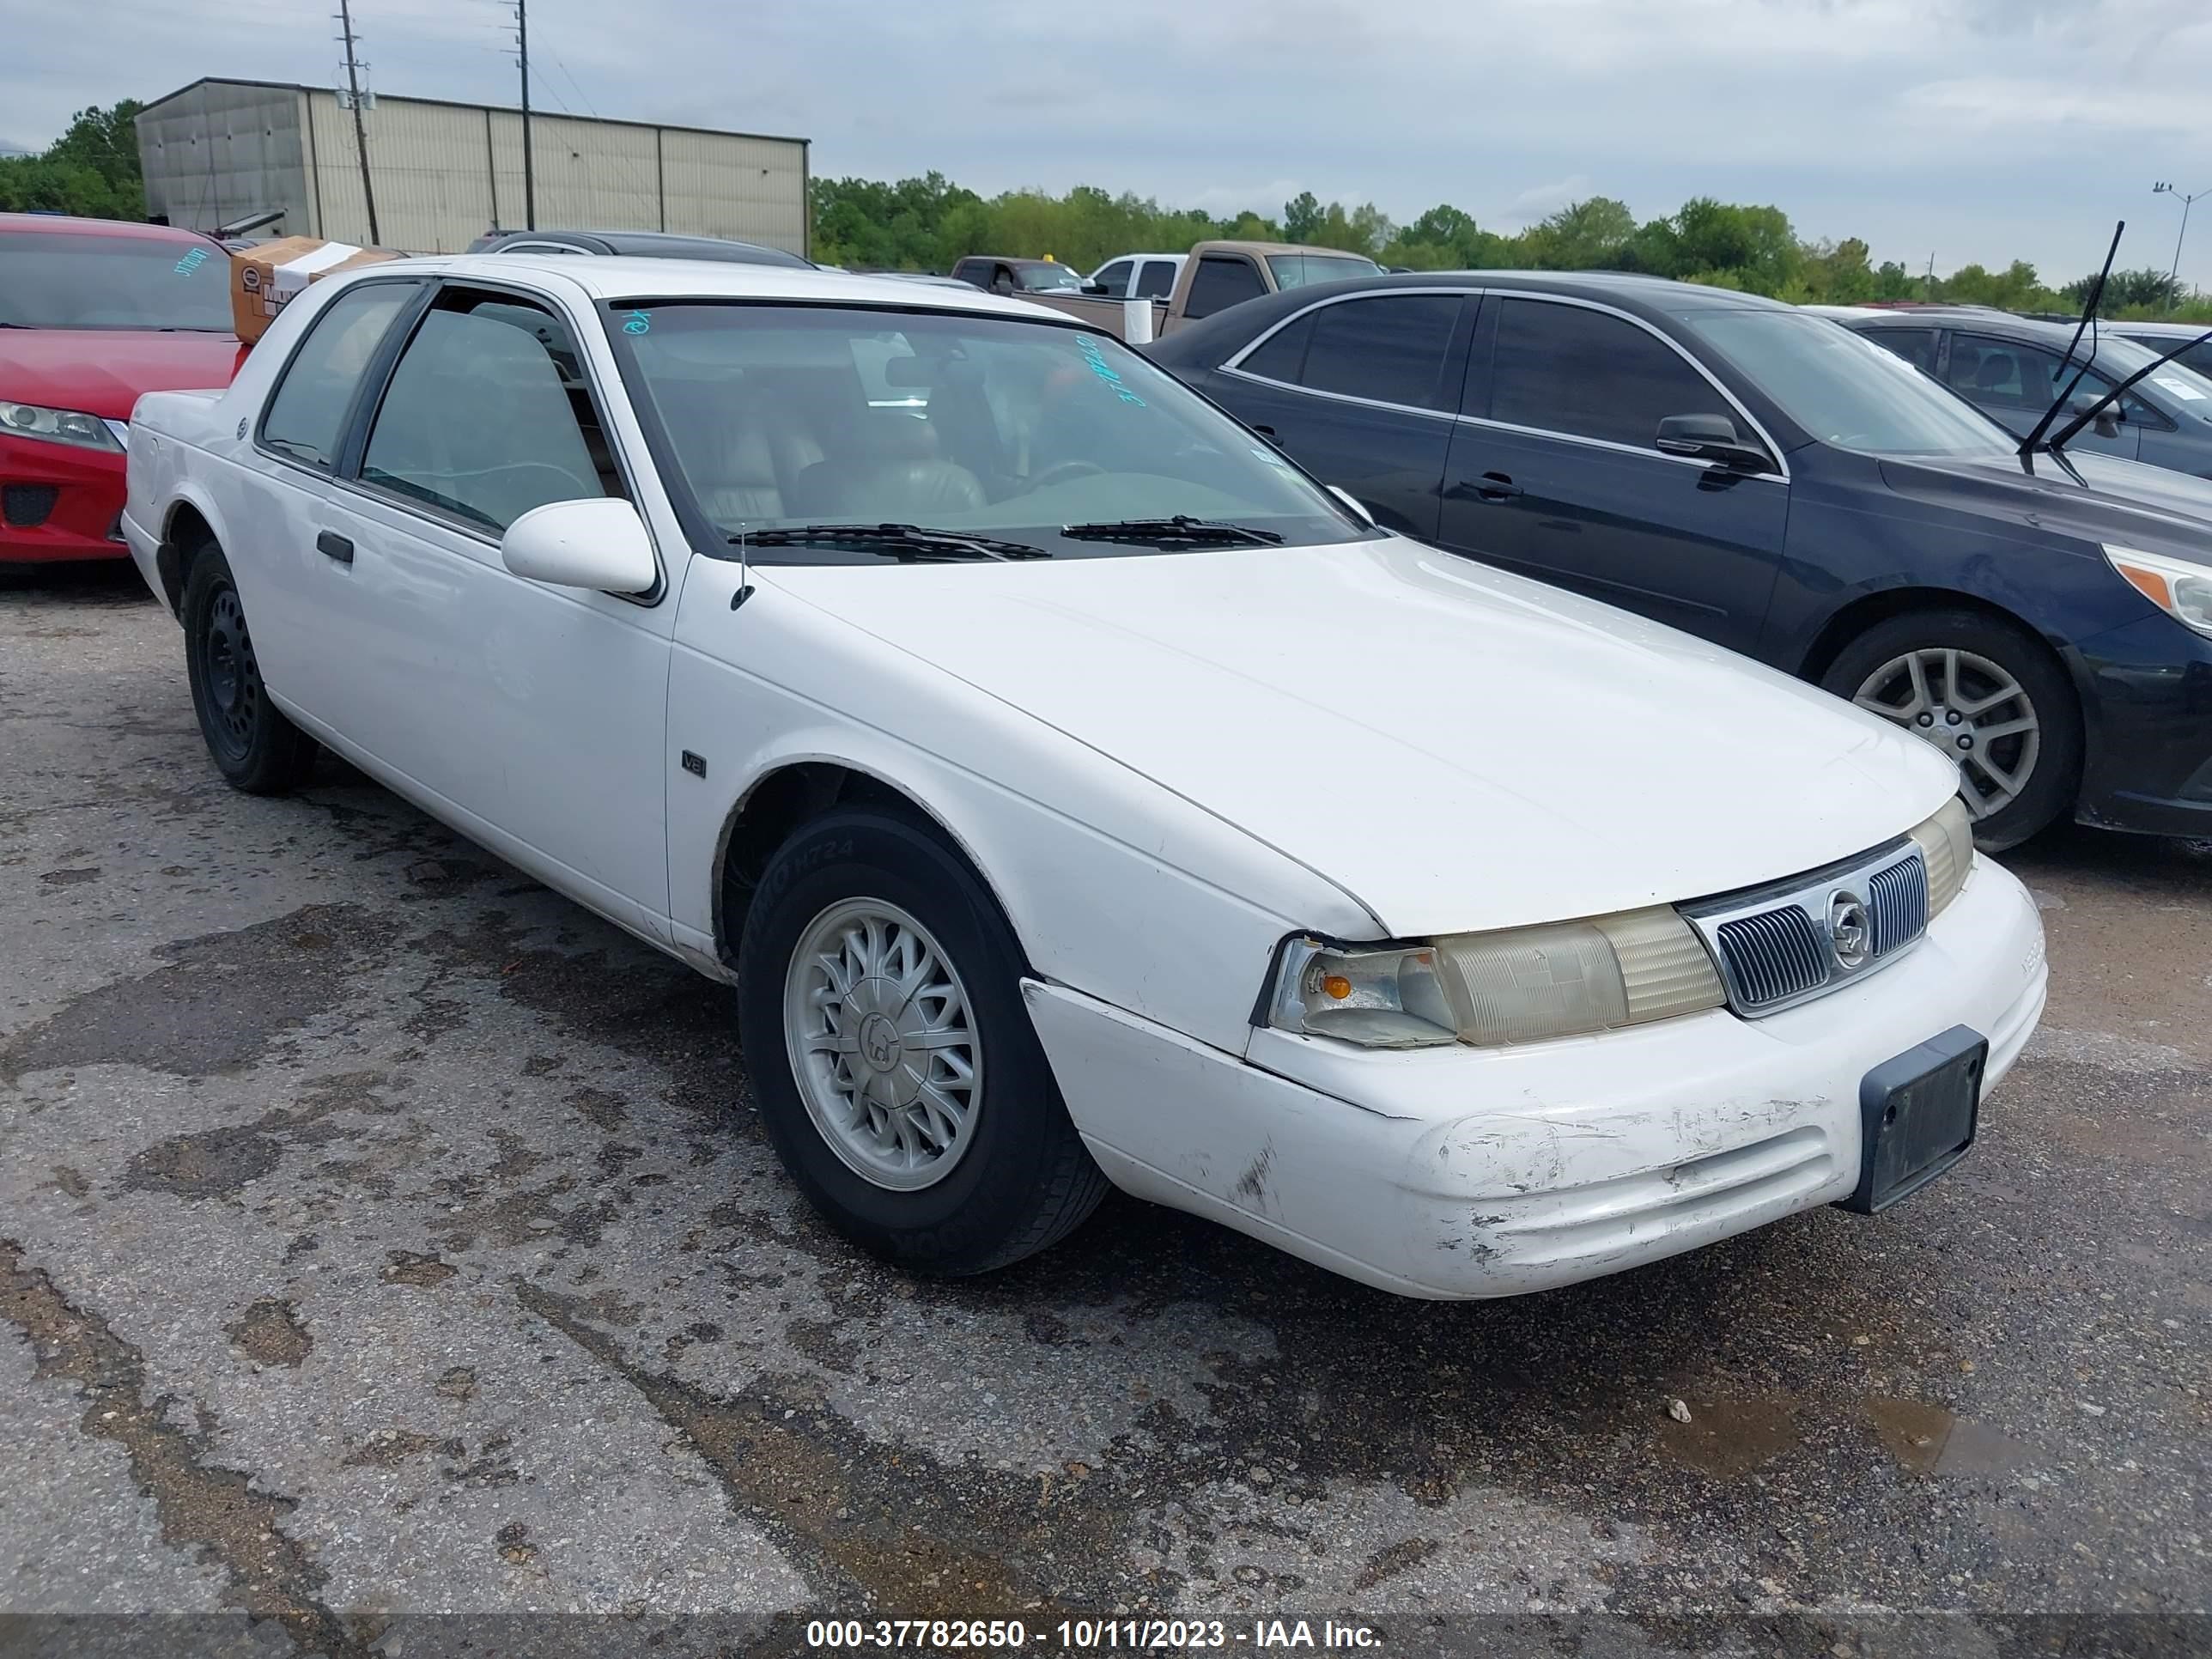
[121,257,2048,1297]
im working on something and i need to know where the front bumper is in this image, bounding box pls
[2071,614,2212,836]
[1027,856,2046,1299]
[0,431,129,563]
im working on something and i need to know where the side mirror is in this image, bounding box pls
[2064,394,2121,440]
[1082,281,1110,296]
[1656,413,1772,473]
[501,498,658,594]
[1328,485,1376,525]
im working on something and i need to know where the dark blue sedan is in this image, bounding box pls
[1149,272,2212,848]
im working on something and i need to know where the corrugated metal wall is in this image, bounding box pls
[137,81,808,257]
[661,128,809,252]
[138,82,317,240]
[307,91,495,253]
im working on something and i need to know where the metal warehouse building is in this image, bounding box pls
[134,78,810,257]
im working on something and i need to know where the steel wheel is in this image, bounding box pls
[1852,647,2041,822]
[199,585,259,763]
[784,896,981,1192]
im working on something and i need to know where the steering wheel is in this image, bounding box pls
[1025,459,1105,492]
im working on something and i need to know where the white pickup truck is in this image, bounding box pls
[1009,241,1384,342]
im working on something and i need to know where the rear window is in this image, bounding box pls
[0,230,232,331]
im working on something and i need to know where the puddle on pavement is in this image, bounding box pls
[1658,1395,1802,1480]
[1867,1397,2030,1476]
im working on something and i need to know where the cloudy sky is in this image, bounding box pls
[10,0,2212,288]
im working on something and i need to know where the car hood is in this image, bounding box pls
[0,330,246,422]
[765,538,1958,938]
[1879,447,2212,570]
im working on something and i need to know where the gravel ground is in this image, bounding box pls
[1,566,2205,1658]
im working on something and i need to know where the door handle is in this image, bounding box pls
[317,531,354,565]
[1449,472,1522,503]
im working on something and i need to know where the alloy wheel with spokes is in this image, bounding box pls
[1851,646,2041,822]
[785,896,982,1191]
[738,807,1109,1275]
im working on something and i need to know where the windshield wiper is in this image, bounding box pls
[2020,222,2121,456]
[730,523,1048,561]
[1058,515,1285,547]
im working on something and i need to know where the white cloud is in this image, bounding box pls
[7,0,2212,287]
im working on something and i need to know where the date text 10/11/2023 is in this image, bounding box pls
[804,1618,1384,1650]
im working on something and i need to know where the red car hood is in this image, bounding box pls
[0,330,246,422]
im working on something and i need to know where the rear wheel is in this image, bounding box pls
[181,548,316,794]
[1820,609,2079,851]
[736,808,1109,1275]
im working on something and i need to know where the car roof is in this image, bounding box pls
[0,212,214,244]
[484,228,809,265]
[956,255,1074,269]
[1833,307,2094,342]
[363,252,1083,320]
[2109,319,2210,339]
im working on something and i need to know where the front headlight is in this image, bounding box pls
[0,401,124,452]
[1908,795,1974,918]
[2104,544,2212,640]
[1267,907,1727,1050]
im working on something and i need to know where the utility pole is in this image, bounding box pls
[516,0,535,231]
[336,0,380,244]
[2152,180,2207,298]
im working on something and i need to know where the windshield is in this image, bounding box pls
[0,231,232,331]
[606,303,1375,561]
[1683,310,2015,458]
[1017,264,1082,292]
[1267,253,1385,289]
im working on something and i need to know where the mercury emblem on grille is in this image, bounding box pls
[1828,890,1872,971]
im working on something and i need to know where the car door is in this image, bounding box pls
[1939,331,2141,460]
[308,278,678,938]
[1135,259,1178,301]
[1090,260,1133,297]
[1212,289,1472,541]
[1438,294,1790,657]
[1180,253,1268,322]
[237,276,433,715]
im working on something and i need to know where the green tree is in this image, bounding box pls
[0,99,146,219]
[1520,197,1636,269]
[1282,191,1323,244]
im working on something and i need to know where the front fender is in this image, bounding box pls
[667,566,1378,1054]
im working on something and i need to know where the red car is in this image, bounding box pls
[2,214,246,566]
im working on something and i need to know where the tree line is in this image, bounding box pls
[9,100,2206,323]
[813,175,2208,321]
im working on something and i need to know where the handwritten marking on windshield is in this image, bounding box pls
[1077,335,1146,408]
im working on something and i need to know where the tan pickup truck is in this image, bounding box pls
[1005,240,1384,342]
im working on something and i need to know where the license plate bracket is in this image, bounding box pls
[1837,1024,1987,1214]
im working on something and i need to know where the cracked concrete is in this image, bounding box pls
[1,568,2207,1656]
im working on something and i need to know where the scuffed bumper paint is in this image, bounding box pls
[1026,855,2046,1299]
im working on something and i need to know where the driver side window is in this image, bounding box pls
[360,289,624,534]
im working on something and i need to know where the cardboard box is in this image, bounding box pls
[230,236,405,344]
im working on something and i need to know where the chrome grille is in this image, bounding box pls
[1713,908,1828,1009]
[1682,841,1930,1018]
[1867,856,1928,954]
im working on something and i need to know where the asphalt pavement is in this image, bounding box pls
[1,566,2205,1658]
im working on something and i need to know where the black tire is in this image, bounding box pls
[180,547,316,795]
[737,807,1109,1275]
[1819,608,2080,852]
